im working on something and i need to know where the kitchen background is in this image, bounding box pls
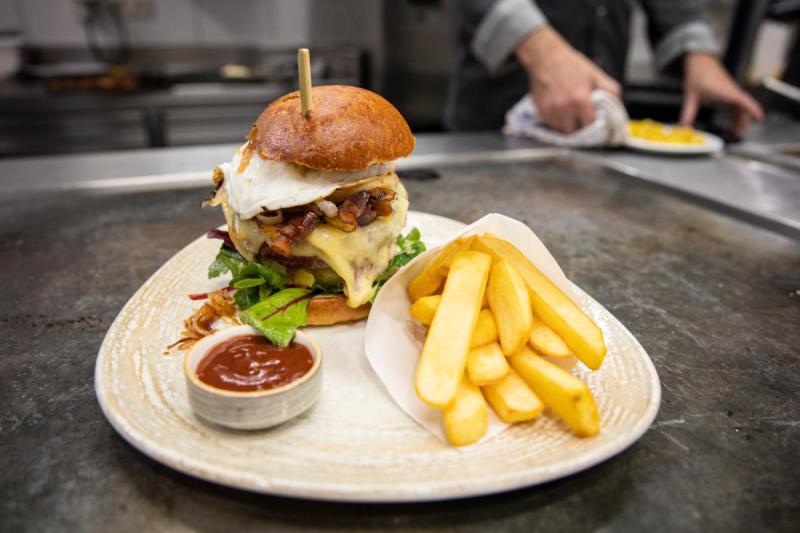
[0,0,796,157]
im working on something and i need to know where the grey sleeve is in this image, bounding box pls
[470,0,548,74]
[639,0,720,70]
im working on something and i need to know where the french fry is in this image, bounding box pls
[470,309,498,348]
[529,314,573,358]
[547,356,578,372]
[473,234,606,370]
[409,295,441,325]
[466,342,509,386]
[411,297,498,348]
[482,368,544,423]
[436,240,474,275]
[443,378,488,446]
[407,236,474,302]
[509,346,599,437]
[415,250,491,409]
[487,259,533,356]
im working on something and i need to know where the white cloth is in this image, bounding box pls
[503,90,629,147]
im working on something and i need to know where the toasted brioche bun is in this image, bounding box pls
[306,294,371,326]
[254,85,415,171]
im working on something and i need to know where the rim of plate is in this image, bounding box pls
[94,211,661,503]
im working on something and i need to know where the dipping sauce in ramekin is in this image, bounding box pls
[196,335,313,392]
[184,326,322,430]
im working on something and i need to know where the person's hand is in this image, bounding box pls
[680,53,764,136]
[515,26,621,133]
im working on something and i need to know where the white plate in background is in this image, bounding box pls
[626,128,724,155]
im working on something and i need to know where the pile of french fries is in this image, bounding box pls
[408,233,607,446]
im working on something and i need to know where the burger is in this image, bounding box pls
[195,85,424,345]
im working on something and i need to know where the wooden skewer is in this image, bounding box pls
[297,48,313,118]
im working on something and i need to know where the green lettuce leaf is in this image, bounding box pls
[372,228,426,301]
[239,288,312,347]
[208,244,290,310]
[311,281,344,295]
[233,263,288,289]
[208,246,247,279]
[233,286,260,310]
[231,277,265,289]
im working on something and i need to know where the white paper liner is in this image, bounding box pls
[365,213,588,444]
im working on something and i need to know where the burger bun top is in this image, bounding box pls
[253,85,415,171]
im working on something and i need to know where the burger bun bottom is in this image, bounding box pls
[306,294,371,326]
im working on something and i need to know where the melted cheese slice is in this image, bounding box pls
[291,183,409,307]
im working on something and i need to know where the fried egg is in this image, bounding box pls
[220,142,396,219]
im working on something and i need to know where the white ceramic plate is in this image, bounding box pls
[625,128,723,155]
[95,211,661,502]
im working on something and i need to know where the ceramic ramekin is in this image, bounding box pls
[184,325,322,430]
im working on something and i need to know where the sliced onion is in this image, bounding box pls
[315,199,339,218]
[326,173,398,203]
[256,209,283,225]
[325,215,357,233]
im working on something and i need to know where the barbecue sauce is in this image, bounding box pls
[197,335,313,392]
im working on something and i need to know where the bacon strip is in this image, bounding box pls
[331,188,396,232]
[338,190,370,230]
[263,210,321,257]
[257,187,395,255]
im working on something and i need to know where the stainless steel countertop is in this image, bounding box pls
[2,127,799,238]
[3,140,799,532]
[3,130,799,531]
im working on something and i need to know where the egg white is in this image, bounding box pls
[221,142,396,219]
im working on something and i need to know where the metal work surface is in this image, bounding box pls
[1,157,798,531]
[2,132,800,237]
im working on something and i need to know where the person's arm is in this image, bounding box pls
[640,0,763,135]
[470,0,620,133]
[469,0,548,73]
[639,0,719,72]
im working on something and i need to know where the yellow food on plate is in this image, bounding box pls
[407,236,474,302]
[409,231,606,446]
[482,368,544,423]
[472,234,606,370]
[410,296,498,348]
[486,259,533,356]
[509,346,600,437]
[529,314,574,359]
[409,294,441,325]
[628,119,705,144]
[443,378,489,446]
[414,250,491,409]
[470,309,498,348]
[466,342,510,386]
